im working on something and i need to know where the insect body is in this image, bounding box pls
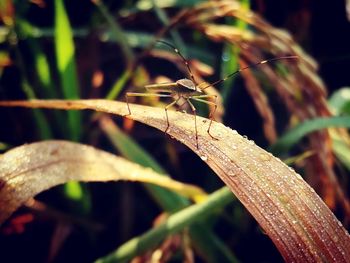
[126,77,218,150]
[125,41,297,149]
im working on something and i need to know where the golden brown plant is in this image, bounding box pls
[145,0,350,220]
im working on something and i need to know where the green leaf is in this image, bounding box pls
[220,1,250,105]
[123,31,215,64]
[328,87,350,115]
[95,187,236,263]
[63,181,91,216]
[189,223,239,263]
[106,70,132,100]
[16,19,55,96]
[54,0,81,141]
[220,43,239,104]
[20,70,53,140]
[100,117,188,210]
[271,116,350,154]
[54,0,88,213]
[332,137,350,171]
[94,0,135,101]
[134,0,203,11]
[0,141,11,151]
[94,0,134,64]
[150,0,185,54]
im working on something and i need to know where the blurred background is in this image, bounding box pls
[0,0,350,262]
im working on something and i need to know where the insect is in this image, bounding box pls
[125,40,298,149]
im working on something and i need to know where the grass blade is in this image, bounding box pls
[271,116,350,154]
[220,0,250,104]
[100,116,237,261]
[93,0,134,64]
[332,137,350,171]
[95,187,235,263]
[100,116,188,210]
[328,87,350,115]
[14,52,53,139]
[0,140,205,224]
[54,0,81,141]
[150,0,185,53]
[1,99,349,261]
[93,0,135,100]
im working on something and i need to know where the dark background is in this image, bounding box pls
[0,0,349,262]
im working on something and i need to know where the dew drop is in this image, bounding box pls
[221,51,230,62]
[288,166,295,173]
[200,155,208,161]
[228,170,236,177]
[259,153,271,161]
[248,140,255,145]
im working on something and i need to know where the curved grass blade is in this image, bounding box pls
[95,187,235,263]
[0,99,349,262]
[0,140,204,224]
[271,116,350,154]
[0,139,233,261]
[99,116,238,262]
[332,137,350,171]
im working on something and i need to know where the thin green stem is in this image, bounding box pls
[95,187,236,263]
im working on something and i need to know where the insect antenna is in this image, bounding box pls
[200,55,298,90]
[156,40,197,85]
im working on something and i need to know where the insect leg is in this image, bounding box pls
[191,94,218,140]
[164,97,181,134]
[186,98,199,149]
[125,92,172,116]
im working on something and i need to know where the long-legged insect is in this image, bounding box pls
[125,41,298,149]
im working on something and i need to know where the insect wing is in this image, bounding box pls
[145,82,178,93]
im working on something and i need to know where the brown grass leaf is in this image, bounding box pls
[0,99,349,262]
[0,139,205,224]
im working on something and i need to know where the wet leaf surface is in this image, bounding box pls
[0,99,349,262]
[0,139,204,225]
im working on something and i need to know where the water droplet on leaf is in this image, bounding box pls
[200,155,208,161]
